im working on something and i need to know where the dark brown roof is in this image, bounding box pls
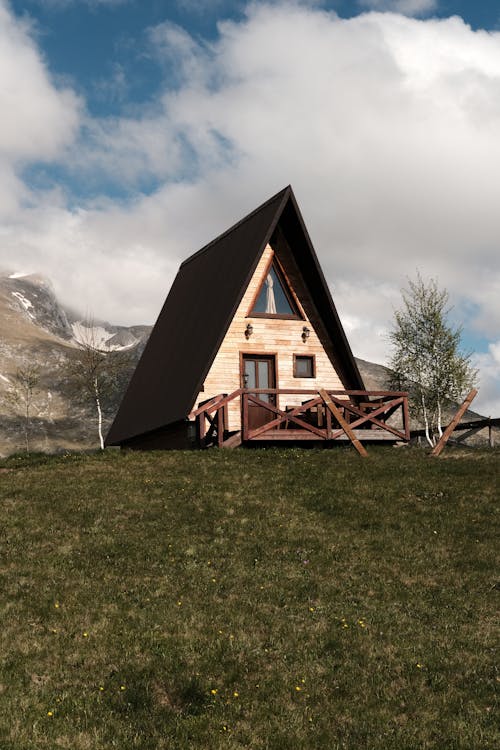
[106,186,364,445]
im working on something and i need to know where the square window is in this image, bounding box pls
[294,355,315,378]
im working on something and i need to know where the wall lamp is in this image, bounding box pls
[245,323,253,339]
[302,326,310,342]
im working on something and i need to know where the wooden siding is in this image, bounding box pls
[193,240,348,431]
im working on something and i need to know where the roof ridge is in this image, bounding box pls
[180,185,291,268]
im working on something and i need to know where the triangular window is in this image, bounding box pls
[251,262,300,318]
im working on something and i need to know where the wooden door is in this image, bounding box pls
[243,355,276,430]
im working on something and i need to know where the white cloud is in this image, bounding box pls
[473,343,500,417]
[0,0,81,217]
[147,20,213,86]
[358,0,438,16]
[1,1,500,414]
[0,2,81,160]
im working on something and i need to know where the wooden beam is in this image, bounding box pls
[326,406,332,439]
[197,413,206,442]
[319,388,368,457]
[190,393,223,419]
[411,415,499,438]
[217,405,224,448]
[222,431,242,448]
[431,389,478,457]
[189,389,243,419]
[247,429,397,442]
[242,389,408,397]
[402,395,410,440]
[242,393,249,441]
[249,430,321,441]
[246,396,327,440]
[327,397,407,441]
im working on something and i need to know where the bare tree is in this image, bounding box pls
[66,321,132,449]
[3,364,41,453]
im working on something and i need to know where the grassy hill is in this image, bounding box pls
[0,447,498,749]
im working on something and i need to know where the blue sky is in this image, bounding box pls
[9,0,500,202]
[1,0,500,414]
[10,1,500,121]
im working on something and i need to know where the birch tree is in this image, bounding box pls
[67,323,132,450]
[388,275,477,447]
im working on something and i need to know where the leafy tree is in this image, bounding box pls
[388,274,477,447]
[66,322,133,450]
[3,364,41,453]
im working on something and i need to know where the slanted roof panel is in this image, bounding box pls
[278,194,364,389]
[105,187,289,445]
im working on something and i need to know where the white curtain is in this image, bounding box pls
[265,273,277,314]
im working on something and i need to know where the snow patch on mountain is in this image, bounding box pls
[12,291,35,319]
[71,322,138,351]
[2,273,73,340]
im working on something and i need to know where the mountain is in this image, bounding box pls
[0,273,492,456]
[0,272,149,456]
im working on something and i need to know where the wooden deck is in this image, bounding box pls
[190,388,410,450]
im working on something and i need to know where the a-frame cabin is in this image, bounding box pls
[106,186,409,450]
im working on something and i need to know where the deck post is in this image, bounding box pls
[242,392,249,441]
[197,412,206,446]
[403,395,410,441]
[217,405,224,448]
[326,407,332,439]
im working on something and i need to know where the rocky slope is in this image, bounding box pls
[0,273,493,455]
[0,272,148,456]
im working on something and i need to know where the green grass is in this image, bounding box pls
[0,447,498,749]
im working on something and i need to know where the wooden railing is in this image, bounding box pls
[241,389,410,444]
[190,389,410,448]
[190,389,243,448]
